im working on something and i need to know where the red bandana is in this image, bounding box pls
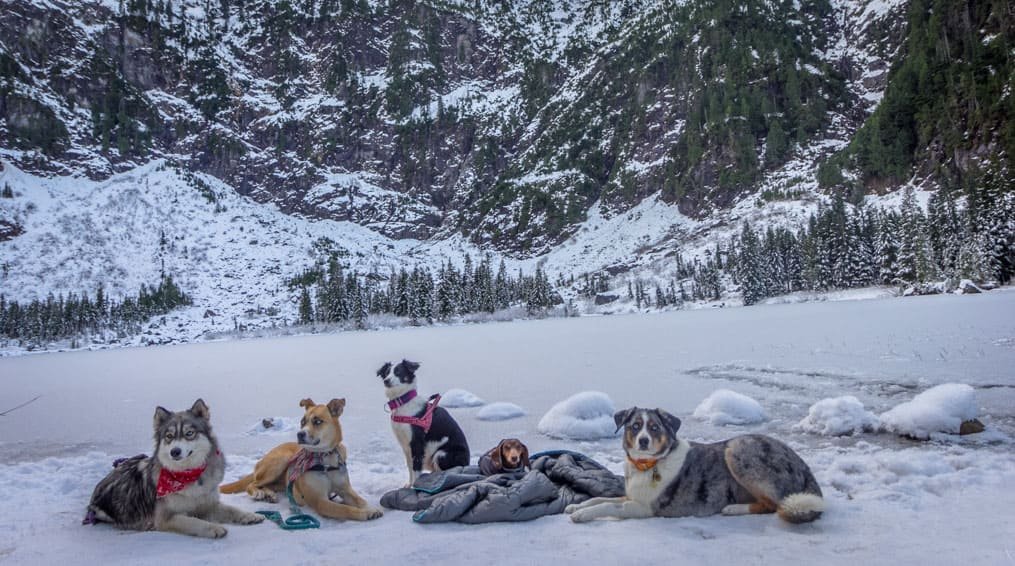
[391,394,442,433]
[157,464,208,498]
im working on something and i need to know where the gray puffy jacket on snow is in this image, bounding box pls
[379,450,625,523]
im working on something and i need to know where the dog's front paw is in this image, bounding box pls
[239,512,265,525]
[569,510,591,523]
[204,524,228,539]
[251,489,278,503]
[365,507,384,520]
[564,504,580,514]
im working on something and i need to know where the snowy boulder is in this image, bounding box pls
[248,416,299,435]
[476,402,526,421]
[879,383,979,440]
[442,388,485,408]
[794,396,878,436]
[957,279,983,294]
[692,390,767,426]
[537,391,617,440]
[903,282,944,296]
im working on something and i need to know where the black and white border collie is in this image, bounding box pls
[376,360,470,486]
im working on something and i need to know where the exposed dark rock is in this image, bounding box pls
[959,419,985,435]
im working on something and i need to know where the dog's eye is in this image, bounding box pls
[312,418,323,426]
[649,424,660,432]
[632,423,641,431]
[184,430,195,439]
[165,433,174,440]
[300,418,307,427]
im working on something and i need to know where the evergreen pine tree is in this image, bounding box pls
[299,287,314,324]
[896,185,936,283]
[738,223,765,305]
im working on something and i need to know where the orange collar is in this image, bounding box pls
[627,456,658,472]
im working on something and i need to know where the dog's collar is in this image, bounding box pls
[627,456,659,472]
[387,389,418,410]
[156,450,220,498]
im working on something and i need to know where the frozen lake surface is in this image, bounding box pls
[1,291,1013,564]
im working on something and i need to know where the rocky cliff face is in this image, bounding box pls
[0,0,1009,254]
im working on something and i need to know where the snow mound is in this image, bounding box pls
[246,416,299,435]
[476,402,526,421]
[794,396,878,436]
[693,389,767,426]
[880,383,978,439]
[441,388,485,408]
[537,391,617,440]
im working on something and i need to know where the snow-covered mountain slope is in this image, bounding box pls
[2,0,1011,353]
[0,0,930,252]
[0,148,943,352]
[1,291,1013,564]
[0,159,492,346]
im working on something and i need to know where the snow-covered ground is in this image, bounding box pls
[1,290,1014,564]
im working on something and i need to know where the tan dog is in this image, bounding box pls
[220,398,382,521]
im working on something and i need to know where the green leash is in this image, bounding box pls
[255,483,321,530]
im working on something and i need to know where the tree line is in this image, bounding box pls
[0,275,192,346]
[618,180,1013,307]
[290,254,560,327]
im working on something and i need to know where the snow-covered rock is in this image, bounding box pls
[880,383,979,439]
[957,279,984,294]
[441,389,485,408]
[794,396,878,436]
[475,402,526,421]
[537,391,617,440]
[246,416,299,436]
[692,389,767,426]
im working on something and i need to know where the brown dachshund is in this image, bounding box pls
[479,438,531,475]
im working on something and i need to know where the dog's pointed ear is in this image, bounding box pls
[655,409,682,435]
[190,399,210,421]
[299,398,315,409]
[154,406,172,430]
[614,407,638,433]
[402,359,420,374]
[376,362,391,379]
[327,398,346,417]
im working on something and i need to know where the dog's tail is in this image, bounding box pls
[219,474,254,494]
[777,492,824,523]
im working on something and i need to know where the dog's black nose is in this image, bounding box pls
[639,437,650,449]
[170,447,182,458]
[297,431,307,443]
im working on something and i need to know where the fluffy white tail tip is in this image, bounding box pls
[778,492,824,523]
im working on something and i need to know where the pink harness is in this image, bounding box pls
[391,393,442,433]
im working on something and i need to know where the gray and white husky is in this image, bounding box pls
[567,407,824,524]
[85,399,264,538]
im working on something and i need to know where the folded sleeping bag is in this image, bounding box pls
[380,450,625,523]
